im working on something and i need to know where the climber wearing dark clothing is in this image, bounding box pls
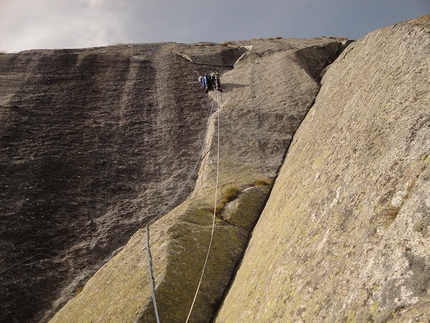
[199,72,223,93]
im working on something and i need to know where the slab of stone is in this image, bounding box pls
[214,15,430,323]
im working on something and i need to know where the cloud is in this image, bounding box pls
[0,0,127,51]
[0,0,428,52]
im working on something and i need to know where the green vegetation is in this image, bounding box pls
[215,185,241,215]
[380,204,401,225]
[252,178,273,187]
[214,178,273,216]
[75,286,84,296]
[345,311,356,323]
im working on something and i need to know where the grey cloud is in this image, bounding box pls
[0,0,428,52]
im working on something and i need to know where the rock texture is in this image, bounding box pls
[215,15,430,323]
[0,42,246,322]
[47,38,346,323]
[3,14,428,323]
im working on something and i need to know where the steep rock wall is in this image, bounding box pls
[48,38,346,322]
[0,43,246,323]
[215,15,430,323]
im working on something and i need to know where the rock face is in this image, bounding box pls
[2,14,428,323]
[215,15,430,323]
[48,38,345,323]
[0,42,246,322]
[1,37,346,322]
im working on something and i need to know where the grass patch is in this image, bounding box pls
[75,286,84,296]
[213,178,274,216]
[252,177,274,186]
[380,204,401,226]
[215,185,241,215]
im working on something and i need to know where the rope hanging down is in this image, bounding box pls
[145,94,217,323]
[185,89,221,322]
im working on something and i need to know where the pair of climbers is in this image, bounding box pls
[199,72,223,93]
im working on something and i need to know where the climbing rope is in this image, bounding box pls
[145,225,161,323]
[145,93,216,323]
[185,90,221,323]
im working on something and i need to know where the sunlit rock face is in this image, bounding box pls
[214,15,430,323]
[42,38,343,323]
[8,15,430,323]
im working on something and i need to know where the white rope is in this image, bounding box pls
[145,225,161,323]
[185,90,221,323]
[145,97,215,323]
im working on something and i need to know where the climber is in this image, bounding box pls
[199,73,212,93]
[198,72,223,93]
[211,72,223,92]
[198,75,207,90]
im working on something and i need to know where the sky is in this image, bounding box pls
[0,0,429,53]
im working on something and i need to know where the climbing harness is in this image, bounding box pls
[145,93,218,323]
[185,90,221,323]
